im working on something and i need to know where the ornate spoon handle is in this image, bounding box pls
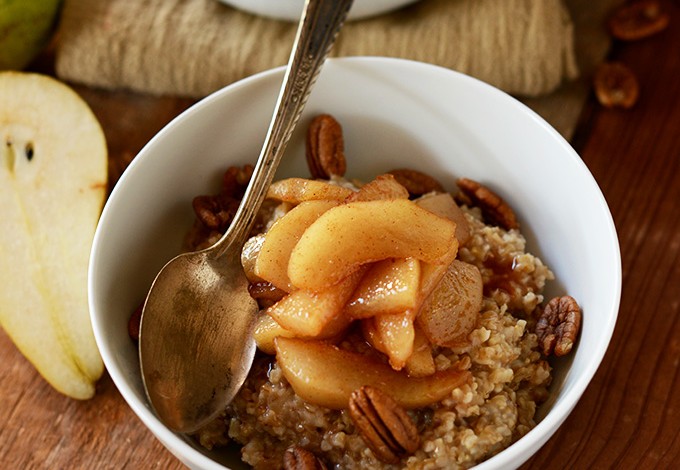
[217,0,355,256]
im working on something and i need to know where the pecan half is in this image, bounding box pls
[594,62,640,109]
[348,386,420,464]
[222,164,254,197]
[283,446,327,470]
[192,164,253,231]
[192,195,227,230]
[306,114,347,179]
[456,178,519,230]
[608,0,670,41]
[387,168,445,198]
[536,296,581,356]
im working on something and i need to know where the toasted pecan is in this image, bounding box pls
[283,446,327,470]
[348,386,420,464]
[306,114,347,179]
[388,168,445,198]
[608,0,670,41]
[536,295,582,356]
[594,62,640,109]
[456,178,519,230]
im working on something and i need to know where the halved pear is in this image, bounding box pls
[345,258,420,319]
[266,177,354,204]
[274,337,471,409]
[417,260,483,348]
[0,72,107,399]
[0,0,62,70]
[288,199,458,291]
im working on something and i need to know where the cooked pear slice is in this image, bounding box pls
[345,258,420,319]
[275,337,471,409]
[416,192,471,245]
[362,309,416,371]
[405,327,436,378]
[253,313,296,355]
[267,177,354,204]
[255,199,338,291]
[347,174,409,202]
[418,238,460,299]
[288,199,458,291]
[359,248,460,370]
[417,260,483,348]
[241,233,265,283]
[253,311,350,355]
[374,311,416,370]
[0,72,107,399]
[266,269,363,337]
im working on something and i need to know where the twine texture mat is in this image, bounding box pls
[55,0,577,98]
[55,0,622,138]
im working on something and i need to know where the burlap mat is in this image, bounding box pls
[54,0,623,139]
[55,0,578,99]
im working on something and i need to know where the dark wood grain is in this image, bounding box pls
[1,1,678,468]
[525,1,680,468]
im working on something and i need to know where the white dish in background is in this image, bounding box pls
[218,0,421,21]
[89,57,621,469]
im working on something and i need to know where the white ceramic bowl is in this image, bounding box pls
[218,0,421,22]
[89,57,621,469]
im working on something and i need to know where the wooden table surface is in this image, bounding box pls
[1,2,678,468]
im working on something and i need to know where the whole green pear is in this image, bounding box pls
[0,0,63,70]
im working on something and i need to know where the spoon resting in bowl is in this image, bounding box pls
[139,0,354,434]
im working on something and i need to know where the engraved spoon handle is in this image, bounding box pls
[215,0,354,257]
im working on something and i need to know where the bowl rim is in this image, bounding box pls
[216,0,422,22]
[90,56,622,469]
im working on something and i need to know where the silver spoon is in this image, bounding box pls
[139,0,354,434]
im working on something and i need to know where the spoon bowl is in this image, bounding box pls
[138,0,354,433]
[139,247,256,433]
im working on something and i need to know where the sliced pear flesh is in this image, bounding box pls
[266,269,364,337]
[0,72,107,399]
[347,173,409,202]
[266,177,354,204]
[253,313,296,355]
[288,199,458,291]
[275,337,471,409]
[416,192,471,245]
[417,260,483,348]
[252,174,478,403]
[362,309,416,371]
[241,233,265,283]
[255,199,338,291]
[405,326,436,378]
[345,258,420,319]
